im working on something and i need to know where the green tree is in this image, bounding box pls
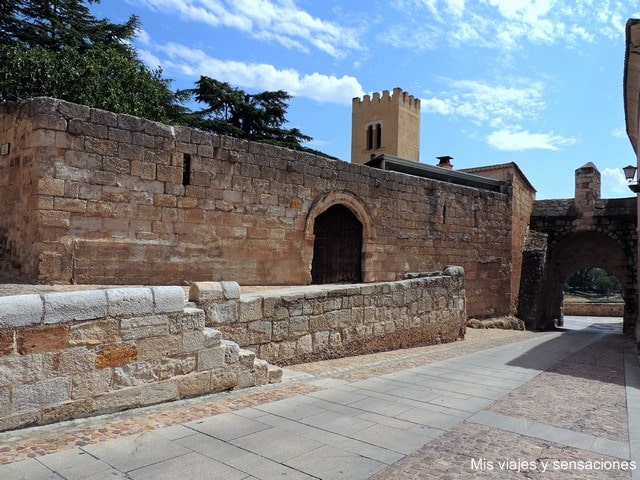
[184,77,313,150]
[0,0,138,52]
[564,268,621,297]
[0,0,184,123]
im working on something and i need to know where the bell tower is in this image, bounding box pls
[351,87,421,165]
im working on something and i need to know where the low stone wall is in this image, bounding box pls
[190,267,467,365]
[0,287,280,432]
[563,302,624,317]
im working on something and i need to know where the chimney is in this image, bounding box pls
[436,156,454,170]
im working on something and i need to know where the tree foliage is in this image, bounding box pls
[0,44,183,122]
[183,77,313,150]
[0,0,138,52]
[564,268,621,297]
[0,2,319,153]
[0,0,182,123]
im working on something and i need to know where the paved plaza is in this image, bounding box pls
[0,316,637,479]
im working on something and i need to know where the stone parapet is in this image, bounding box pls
[190,268,467,365]
[563,302,624,317]
[0,287,281,432]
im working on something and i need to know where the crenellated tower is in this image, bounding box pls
[351,87,421,165]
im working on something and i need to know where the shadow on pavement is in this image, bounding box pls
[504,316,634,387]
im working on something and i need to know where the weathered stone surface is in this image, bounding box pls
[182,331,205,352]
[221,282,241,300]
[197,346,226,371]
[136,335,181,360]
[16,325,69,355]
[0,387,10,417]
[120,315,168,340]
[0,295,43,328]
[140,381,178,405]
[177,371,211,397]
[210,368,239,392]
[239,296,263,323]
[189,282,224,303]
[106,288,154,317]
[43,347,96,376]
[69,319,119,346]
[0,331,13,356]
[92,386,142,413]
[203,327,221,347]
[13,377,71,413]
[222,340,240,364]
[95,343,137,368]
[169,308,205,333]
[71,369,112,399]
[152,286,185,313]
[43,290,107,324]
[40,398,94,424]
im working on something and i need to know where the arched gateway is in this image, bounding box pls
[519,163,638,334]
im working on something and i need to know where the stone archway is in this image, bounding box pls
[303,191,375,284]
[540,231,634,331]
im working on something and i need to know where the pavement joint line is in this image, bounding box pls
[468,410,631,461]
[624,349,640,480]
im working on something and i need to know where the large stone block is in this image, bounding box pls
[177,371,212,397]
[71,369,112,399]
[92,386,142,413]
[141,381,179,405]
[45,347,96,375]
[69,319,119,346]
[121,315,169,340]
[0,295,43,328]
[136,335,181,360]
[197,346,226,371]
[40,398,94,425]
[238,297,263,323]
[17,325,69,355]
[12,377,71,414]
[152,286,185,313]
[189,282,224,303]
[169,308,205,334]
[107,288,154,317]
[95,342,137,368]
[43,290,108,324]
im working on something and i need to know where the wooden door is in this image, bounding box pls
[312,205,363,284]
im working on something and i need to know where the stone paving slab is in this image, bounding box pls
[0,317,637,480]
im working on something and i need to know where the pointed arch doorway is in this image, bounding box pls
[311,204,363,284]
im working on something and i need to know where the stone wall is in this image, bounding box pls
[462,163,536,314]
[0,97,515,319]
[0,286,280,432]
[190,267,466,365]
[563,302,624,317]
[517,230,548,329]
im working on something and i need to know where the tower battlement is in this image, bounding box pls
[351,87,421,164]
[352,87,420,111]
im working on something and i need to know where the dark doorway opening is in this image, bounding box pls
[312,204,363,284]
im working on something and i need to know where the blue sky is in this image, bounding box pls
[90,0,640,200]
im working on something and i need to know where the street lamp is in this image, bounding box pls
[623,164,640,193]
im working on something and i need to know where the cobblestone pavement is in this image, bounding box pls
[0,316,637,479]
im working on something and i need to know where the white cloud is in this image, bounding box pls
[486,128,578,151]
[144,43,365,104]
[136,0,362,58]
[602,167,632,195]
[612,126,627,139]
[421,78,545,127]
[388,0,631,51]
